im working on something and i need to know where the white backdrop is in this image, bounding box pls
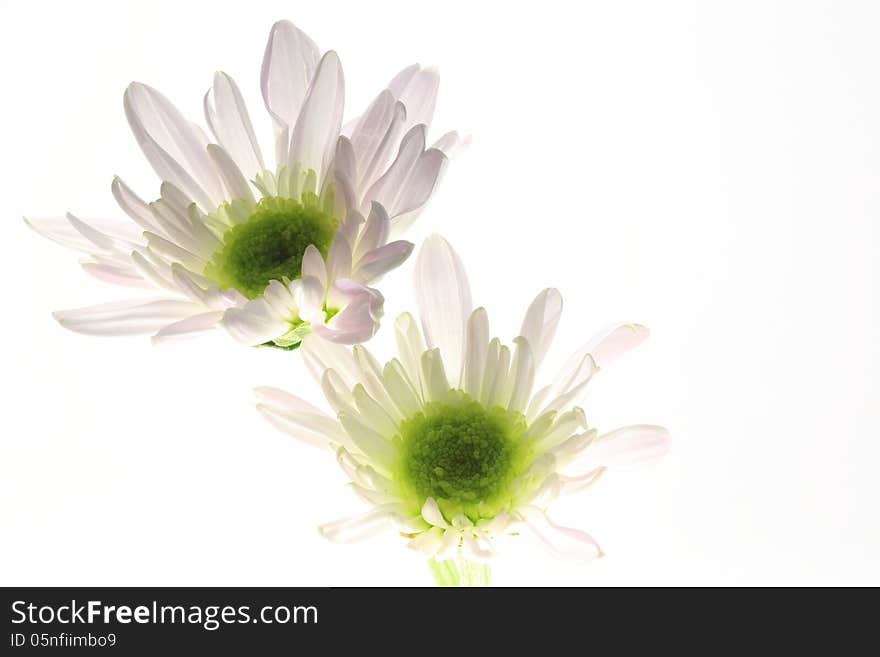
[0,0,877,586]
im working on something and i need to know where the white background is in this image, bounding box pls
[0,0,877,586]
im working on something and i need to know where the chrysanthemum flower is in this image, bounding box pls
[256,235,669,582]
[26,21,457,348]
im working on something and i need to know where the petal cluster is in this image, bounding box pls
[27,21,458,347]
[257,236,669,561]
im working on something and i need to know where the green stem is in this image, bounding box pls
[428,556,491,587]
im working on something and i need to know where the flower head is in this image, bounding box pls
[257,235,669,562]
[27,21,458,349]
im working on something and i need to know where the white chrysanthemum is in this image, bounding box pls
[256,235,669,566]
[26,21,458,349]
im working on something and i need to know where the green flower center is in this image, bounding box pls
[394,391,531,521]
[205,195,337,299]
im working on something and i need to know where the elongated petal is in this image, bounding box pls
[207,144,255,203]
[111,177,161,234]
[256,387,348,449]
[394,312,427,395]
[414,235,472,382]
[363,124,424,214]
[463,307,489,395]
[319,507,392,543]
[81,260,150,289]
[289,50,344,177]
[388,64,440,133]
[586,425,670,468]
[25,215,141,254]
[204,71,264,178]
[220,300,289,345]
[325,232,353,283]
[558,324,650,381]
[349,90,399,191]
[354,202,391,263]
[518,506,602,561]
[124,82,223,210]
[255,386,328,416]
[420,348,450,402]
[519,288,563,371]
[421,498,449,529]
[507,337,536,413]
[352,240,413,283]
[152,310,224,344]
[54,298,202,336]
[301,244,327,288]
[261,20,321,164]
[300,334,360,388]
[338,411,397,471]
[387,148,446,219]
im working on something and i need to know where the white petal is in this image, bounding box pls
[461,534,494,562]
[420,348,450,402]
[354,202,391,263]
[54,298,202,336]
[590,323,651,367]
[300,336,359,388]
[351,384,399,437]
[388,64,439,133]
[485,344,511,408]
[462,307,489,396]
[431,130,463,157]
[255,386,327,416]
[124,82,223,210]
[152,310,224,344]
[315,281,383,344]
[540,353,599,417]
[261,20,321,164]
[507,337,536,413]
[387,147,445,219]
[204,71,264,178]
[320,369,357,417]
[363,124,424,215]
[559,467,607,494]
[292,275,325,319]
[420,498,448,529]
[557,324,650,382]
[319,507,393,543]
[408,526,446,555]
[585,425,670,469]
[414,235,472,383]
[394,312,427,395]
[349,90,399,191]
[352,345,400,419]
[144,232,205,273]
[519,288,563,371]
[534,408,588,452]
[549,429,597,465]
[111,177,161,234]
[382,359,423,418]
[207,144,255,203]
[80,260,150,289]
[301,244,328,289]
[256,388,347,449]
[220,301,288,345]
[288,50,344,177]
[25,215,138,254]
[352,240,413,283]
[517,506,602,561]
[325,232,353,283]
[338,411,397,471]
[479,338,500,406]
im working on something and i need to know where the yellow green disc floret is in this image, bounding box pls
[205,195,337,299]
[394,391,532,522]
